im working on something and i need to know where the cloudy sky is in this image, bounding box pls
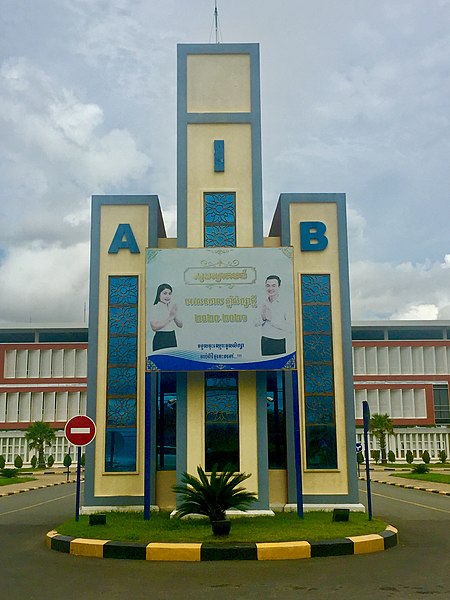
[1,0,449,324]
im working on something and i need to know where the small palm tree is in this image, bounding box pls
[369,413,394,464]
[25,422,56,468]
[173,464,257,531]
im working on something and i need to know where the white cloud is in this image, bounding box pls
[0,242,89,324]
[1,0,449,324]
[0,56,152,250]
[350,256,450,320]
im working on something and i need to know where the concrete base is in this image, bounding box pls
[170,509,275,519]
[80,505,159,515]
[283,503,366,513]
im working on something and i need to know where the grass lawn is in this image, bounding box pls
[0,476,35,487]
[56,511,387,544]
[373,463,450,469]
[391,472,450,485]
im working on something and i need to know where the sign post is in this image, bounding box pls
[356,442,363,477]
[64,415,96,522]
[362,401,373,520]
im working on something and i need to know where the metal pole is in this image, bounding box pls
[362,400,373,520]
[292,371,304,518]
[75,446,81,522]
[144,373,152,520]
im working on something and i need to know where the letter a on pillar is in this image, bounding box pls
[108,223,140,254]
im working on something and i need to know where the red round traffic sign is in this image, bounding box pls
[64,415,96,447]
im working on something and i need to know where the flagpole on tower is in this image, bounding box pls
[214,0,219,44]
[209,1,222,44]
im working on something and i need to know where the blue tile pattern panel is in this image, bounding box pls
[214,140,225,172]
[205,372,239,471]
[301,274,337,469]
[204,193,236,247]
[105,275,138,472]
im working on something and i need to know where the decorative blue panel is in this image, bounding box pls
[304,365,333,394]
[109,276,139,304]
[107,367,137,395]
[109,306,138,334]
[301,274,337,469]
[107,398,137,427]
[305,396,335,425]
[301,275,330,303]
[302,305,331,333]
[205,372,239,471]
[204,193,236,248]
[214,140,225,172]
[204,225,236,247]
[204,194,235,222]
[105,275,138,472]
[108,336,137,364]
[303,334,332,362]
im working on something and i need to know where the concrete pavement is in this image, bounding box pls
[0,468,79,497]
[359,466,450,496]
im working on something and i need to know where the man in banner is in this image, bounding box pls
[256,275,288,356]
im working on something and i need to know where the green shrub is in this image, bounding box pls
[81,453,86,467]
[14,455,23,469]
[371,450,381,464]
[412,463,430,474]
[63,454,72,468]
[1,468,18,478]
[388,450,396,463]
[357,451,364,465]
[406,450,414,464]
[172,464,257,534]
[421,450,431,464]
[30,455,37,469]
[0,455,5,469]
[47,455,55,468]
[438,450,447,464]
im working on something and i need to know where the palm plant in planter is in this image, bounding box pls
[172,464,257,536]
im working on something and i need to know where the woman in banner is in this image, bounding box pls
[150,283,183,351]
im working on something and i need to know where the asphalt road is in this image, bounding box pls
[0,481,449,600]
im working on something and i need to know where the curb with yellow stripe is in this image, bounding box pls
[46,525,398,561]
[359,476,450,496]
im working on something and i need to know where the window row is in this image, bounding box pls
[353,344,450,375]
[0,433,81,464]
[354,388,427,420]
[355,430,450,460]
[0,391,87,423]
[3,348,87,379]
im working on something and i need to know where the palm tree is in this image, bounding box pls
[25,422,56,468]
[369,413,394,464]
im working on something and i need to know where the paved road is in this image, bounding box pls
[0,481,449,600]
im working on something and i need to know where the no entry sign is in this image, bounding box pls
[64,415,96,447]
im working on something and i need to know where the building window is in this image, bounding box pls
[205,372,239,471]
[433,385,450,423]
[156,373,177,470]
[266,371,287,469]
[204,192,236,247]
[352,328,385,341]
[105,276,138,472]
[301,274,337,469]
[387,328,443,340]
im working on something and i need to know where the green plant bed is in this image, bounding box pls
[0,476,35,487]
[56,511,387,544]
[391,472,450,484]
[378,463,450,470]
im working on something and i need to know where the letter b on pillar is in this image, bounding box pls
[300,221,328,252]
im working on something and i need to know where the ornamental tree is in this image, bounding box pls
[369,413,394,464]
[25,422,56,468]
